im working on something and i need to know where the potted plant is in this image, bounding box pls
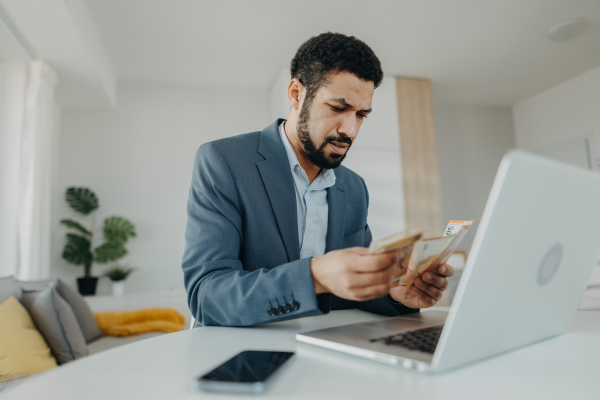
[103,265,135,296]
[60,187,136,295]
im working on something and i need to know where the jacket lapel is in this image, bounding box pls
[256,120,300,262]
[325,182,346,252]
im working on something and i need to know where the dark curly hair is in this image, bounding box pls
[291,32,383,104]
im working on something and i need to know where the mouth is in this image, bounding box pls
[328,141,350,155]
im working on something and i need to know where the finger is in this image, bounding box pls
[397,261,417,284]
[347,247,370,255]
[421,272,449,291]
[352,251,400,273]
[353,283,392,302]
[349,269,395,289]
[415,278,443,300]
[411,286,436,307]
[436,264,454,277]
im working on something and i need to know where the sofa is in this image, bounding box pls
[0,276,166,394]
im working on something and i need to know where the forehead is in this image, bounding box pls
[316,72,375,109]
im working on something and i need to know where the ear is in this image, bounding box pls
[287,78,304,111]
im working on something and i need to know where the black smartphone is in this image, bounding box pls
[194,350,295,395]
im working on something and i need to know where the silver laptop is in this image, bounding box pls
[296,150,600,373]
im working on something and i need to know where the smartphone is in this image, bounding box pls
[194,350,295,395]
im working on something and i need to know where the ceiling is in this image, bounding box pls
[4,0,600,106]
[84,0,600,106]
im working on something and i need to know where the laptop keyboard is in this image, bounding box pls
[369,325,443,354]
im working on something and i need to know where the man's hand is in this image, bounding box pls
[310,247,401,301]
[389,263,454,309]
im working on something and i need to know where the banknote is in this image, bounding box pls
[438,220,474,265]
[405,220,474,297]
[404,235,455,297]
[444,220,474,238]
[368,227,422,280]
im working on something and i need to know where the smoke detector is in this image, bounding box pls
[546,18,587,42]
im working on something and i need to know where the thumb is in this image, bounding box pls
[398,261,416,284]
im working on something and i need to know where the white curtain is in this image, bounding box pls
[0,60,58,280]
[0,63,27,277]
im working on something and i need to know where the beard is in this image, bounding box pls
[296,98,352,170]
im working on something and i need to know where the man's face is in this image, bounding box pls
[296,72,374,169]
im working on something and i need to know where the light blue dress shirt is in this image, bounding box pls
[278,121,336,259]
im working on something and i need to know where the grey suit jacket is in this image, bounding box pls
[182,119,417,327]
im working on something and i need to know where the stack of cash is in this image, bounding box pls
[368,220,474,297]
[367,227,422,281]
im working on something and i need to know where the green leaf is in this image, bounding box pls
[103,266,134,281]
[103,216,136,244]
[65,187,99,215]
[60,219,91,237]
[62,234,92,266]
[94,242,127,263]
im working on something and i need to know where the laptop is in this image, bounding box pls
[296,150,600,373]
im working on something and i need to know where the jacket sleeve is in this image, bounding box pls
[182,143,328,327]
[354,179,420,316]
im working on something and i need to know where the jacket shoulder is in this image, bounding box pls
[199,131,261,152]
[196,131,261,162]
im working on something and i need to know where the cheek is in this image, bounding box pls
[315,115,343,136]
[308,118,335,142]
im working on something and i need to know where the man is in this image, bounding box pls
[182,32,453,327]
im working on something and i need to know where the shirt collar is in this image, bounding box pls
[278,121,336,188]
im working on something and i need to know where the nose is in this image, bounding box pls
[338,113,359,142]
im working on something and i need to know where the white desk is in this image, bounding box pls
[4,309,600,400]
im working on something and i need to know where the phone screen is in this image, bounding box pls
[198,350,295,383]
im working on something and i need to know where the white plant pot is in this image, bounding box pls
[112,281,125,297]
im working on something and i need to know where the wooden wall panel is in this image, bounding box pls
[396,77,443,238]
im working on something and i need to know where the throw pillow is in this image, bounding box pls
[20,286,89,364]
[55,279,103,343]
[0,296,57,376]
[18,279,53,291]
[0,276,22,304]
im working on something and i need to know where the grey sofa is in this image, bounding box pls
[0,276,165,394]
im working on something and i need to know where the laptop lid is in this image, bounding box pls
[432,150,600,371]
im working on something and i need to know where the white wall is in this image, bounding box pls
[54,82,269,295]
[513,65,600,153]
[269,68,290,122]
[434,104,516,252]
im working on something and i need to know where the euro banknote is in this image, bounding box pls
[405,220,474,297]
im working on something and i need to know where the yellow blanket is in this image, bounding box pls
[94,308,185,337]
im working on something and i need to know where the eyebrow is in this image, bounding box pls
[329,98,372,113]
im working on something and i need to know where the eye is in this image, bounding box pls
[331,106,344,113]
[357,113,368,119]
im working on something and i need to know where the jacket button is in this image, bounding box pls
[275,306,284,315]
[268,308,276,316]
[290,301,299,311]
[283,303,291,313]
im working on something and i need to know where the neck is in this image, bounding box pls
[284,116,321,184]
